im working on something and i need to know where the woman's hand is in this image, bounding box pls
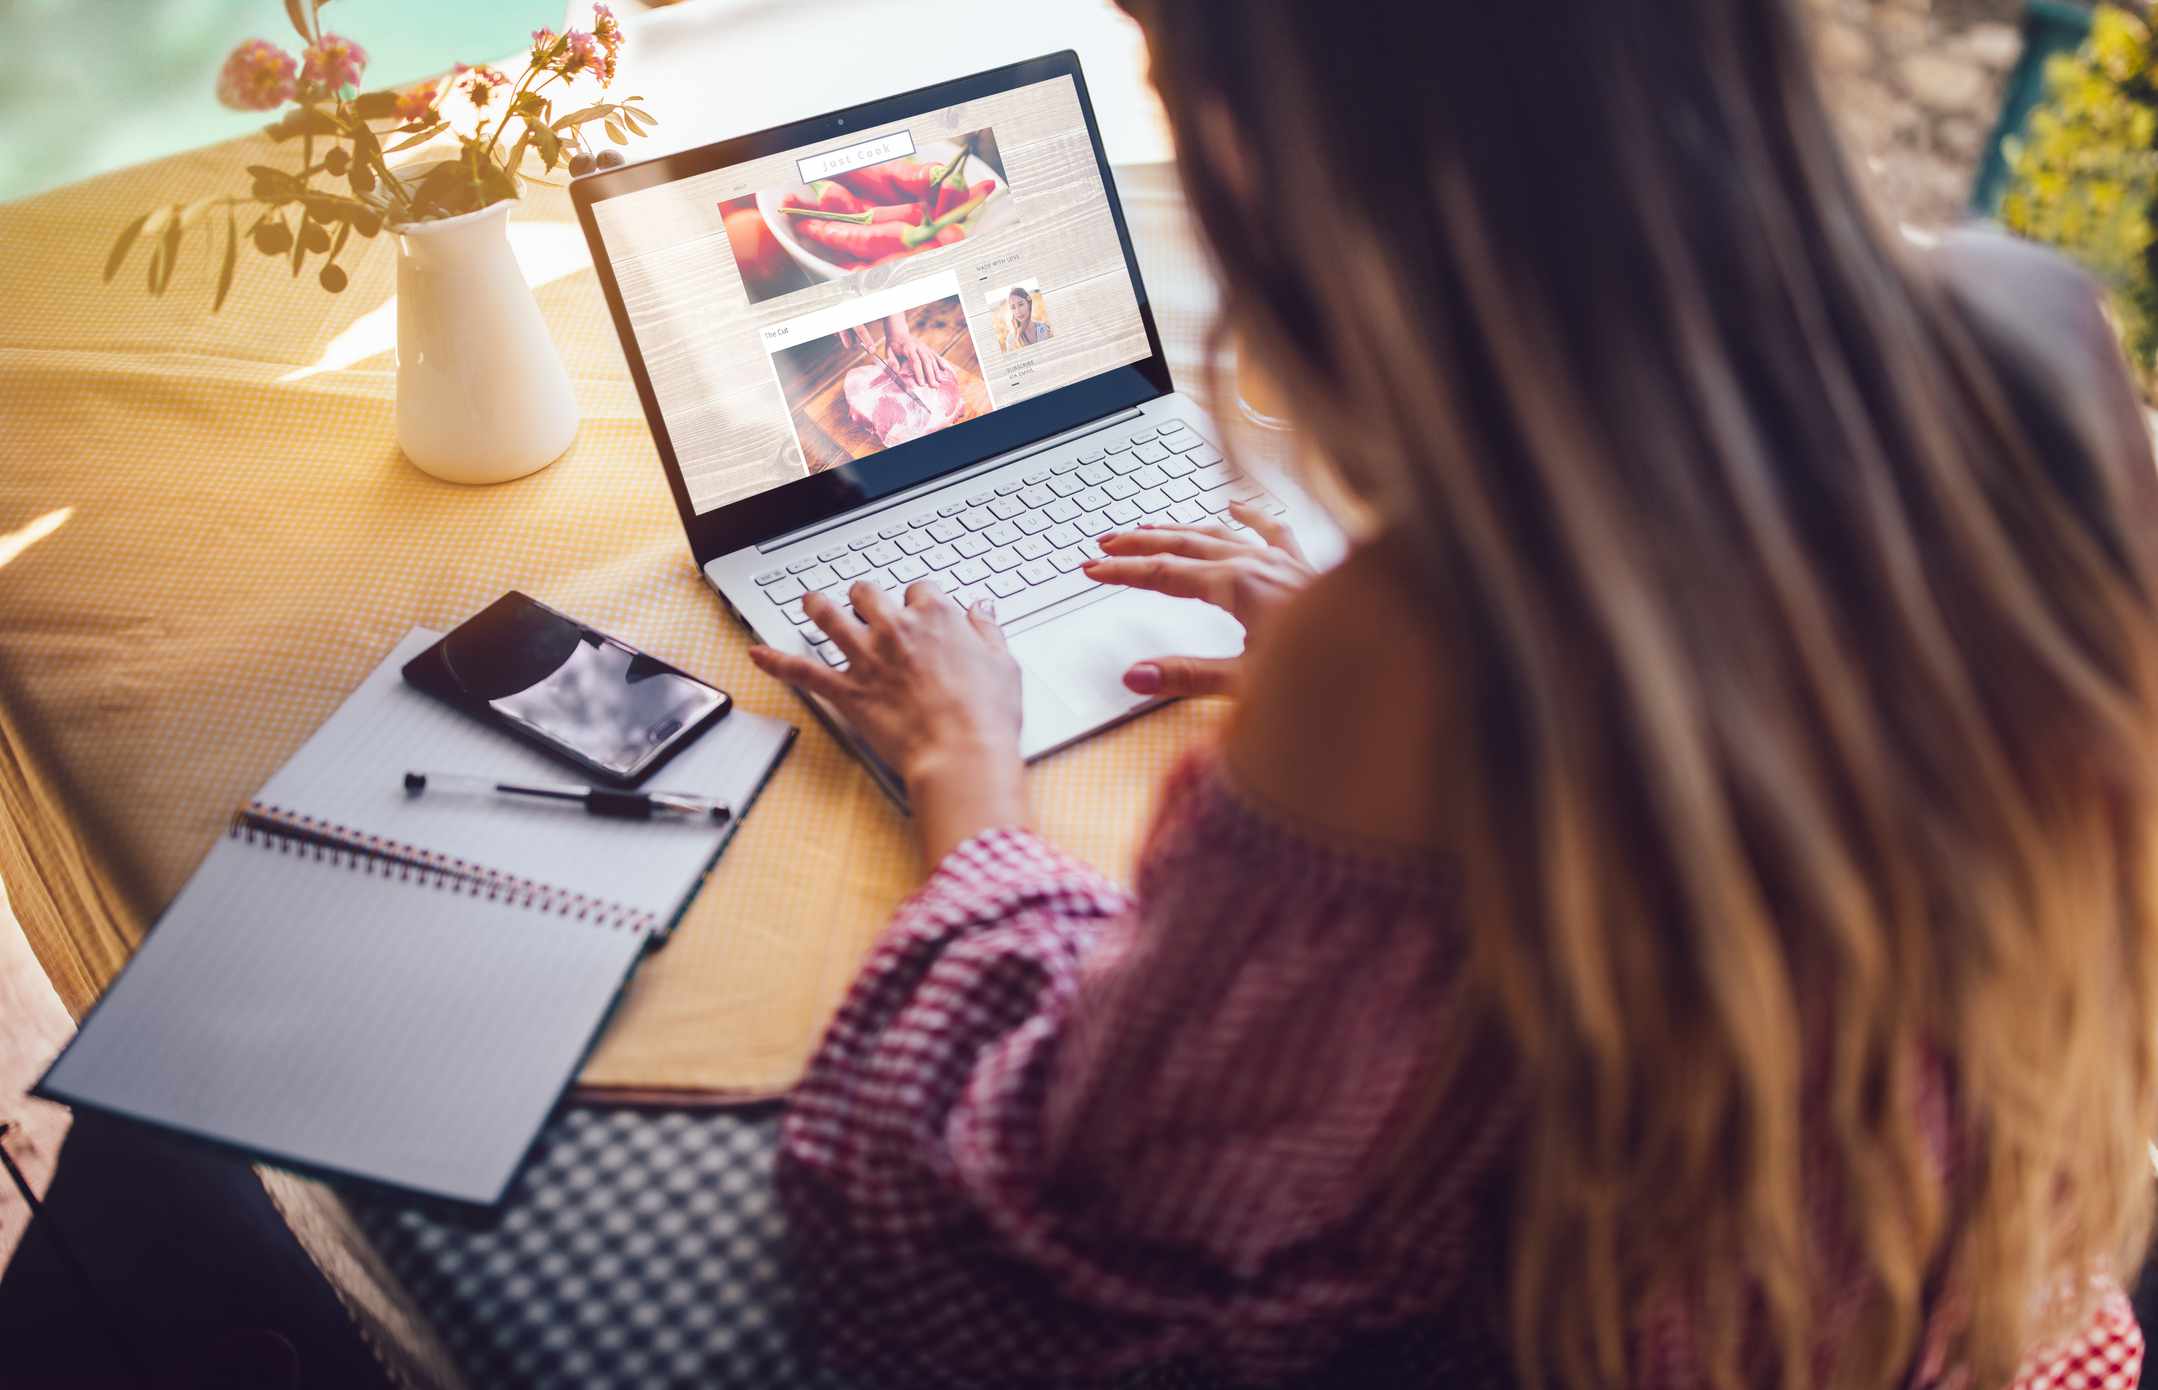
[884,313,954,385]
[1080,501,1314,697]
[748,580,1025,863]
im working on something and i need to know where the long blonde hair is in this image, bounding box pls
[1121,1,2158,1384]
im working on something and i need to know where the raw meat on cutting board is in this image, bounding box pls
[844,363,964,449]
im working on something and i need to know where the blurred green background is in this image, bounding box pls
[0,0,566,203]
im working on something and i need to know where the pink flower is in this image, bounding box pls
[215,39,297,111]
[393,82,438,122]
[592,4,623,53]
[531,26,559,55]
[301,33,368,91]
[561,29,601,78]
[455,63,509,106]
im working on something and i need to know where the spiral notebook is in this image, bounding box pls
[37,628,794,1205]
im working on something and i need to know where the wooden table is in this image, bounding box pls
[0,92,1239,1385]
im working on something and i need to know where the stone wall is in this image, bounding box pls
[1808,0,2034,228]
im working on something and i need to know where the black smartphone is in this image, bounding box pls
[403,592,732,786]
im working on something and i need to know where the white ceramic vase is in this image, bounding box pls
[394,201,578,485]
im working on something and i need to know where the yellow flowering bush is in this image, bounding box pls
[2001,5,2158,373]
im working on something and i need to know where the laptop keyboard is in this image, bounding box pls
[747,418,1285,669]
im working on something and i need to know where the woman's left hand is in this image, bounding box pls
[749,581,1026,863]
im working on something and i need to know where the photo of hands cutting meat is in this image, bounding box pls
[719,129,1009,306]
[769,293,992,473]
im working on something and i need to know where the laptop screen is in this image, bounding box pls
[584,68,1158,533]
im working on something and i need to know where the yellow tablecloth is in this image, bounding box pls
[0,130,1229,1100]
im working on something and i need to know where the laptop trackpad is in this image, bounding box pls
[1010,589,1245,731]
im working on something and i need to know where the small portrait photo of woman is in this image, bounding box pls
[990,280,1053,351]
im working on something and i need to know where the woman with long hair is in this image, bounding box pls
[752,1,2158,1385]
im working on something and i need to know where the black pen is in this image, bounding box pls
[402,771,731,823]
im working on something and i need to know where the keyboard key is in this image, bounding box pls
[987,571,1026,598]
[1134,441,1171,464]
[1045,521,1083,549]
[1108,451,1148,476]
[832,554,870,580]
[1079,450,1107,463]
[985,566,1098,622]
[954,532,991,558]
[983,520,1023,547]
[754,568,786,585]
[1158,418,1189,433]
[1016,511,1057,536]
[1024,469,1052,485]
[889,555,930,583]
[1105,439,1133,454]
[938,500,968,518]
[1169,500,1209,525]
[928,517,965,543]
[848,535,880,551]
[1159,453,1197,479]
[1129,430,1156,444]
[897,531,936,556]
[1193,446,1225,466]
[819,643,848,669]
[1049,474,1086,498]
[1080,537,1107,561]
[1051,545,1088,573]
[863,540,902,567]
[781,599,809,624]
[951,557,992,586]
[1163,476,1201,502]
[879,523,908,539]
[1076,462,1113,486]
[984,546,1024,573]
[1104,477,1140,501]
[1016,535,1053,561]
[908,512,937,528]
[801,619,829,644]
[1073,485,1112,511]
[870,570,904,590]
[921,543,962,570]
[787,557,819,574]
[796,564,837,591]
[1168,434,1206,454]
[1200,486,1237,514]
[967,491,994,506]
[1133,488,1170,512]
[1018,558,1058,586]
[1130,464,1169,490]
[951,583,990,609]
[818,544,847,562]
[1018,484,1055,509]
[990,495,1027,520]
[1228,479,1264,502]
[1044,497,1082,524]
[1077,509,1114,536]
[1105,499,1142,526]
[1051,458,1084,475]
[995,479,1029,496]
[1193,461,1233,488]
[959,506,998,531]
[764,576,805,603]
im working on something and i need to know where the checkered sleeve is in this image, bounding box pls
[2008,1287,2143,1390]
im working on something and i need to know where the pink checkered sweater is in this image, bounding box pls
[776,751,2143,1388]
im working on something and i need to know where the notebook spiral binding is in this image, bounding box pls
[227,805,654,933]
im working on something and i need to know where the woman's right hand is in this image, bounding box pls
[1080,500,1315,697]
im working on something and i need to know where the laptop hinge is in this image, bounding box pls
[757,407,1146,553]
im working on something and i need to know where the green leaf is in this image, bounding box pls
[291,215,307,275]
[382,122,445,154]
[350,89,400,120]
[103,210,150,283]
[284,0,312,42]
[505,127,532,177]
[531,123,562,171]
[283,106,343,139]
[604,118,627,146]
[511,90,548,118]
[328,217,353,264]
[214,206,238,312]
[246,164,304,196]
[350,158,375,197]
[549,104,614,131]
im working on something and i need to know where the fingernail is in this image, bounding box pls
[1124,663,1163,694]
[976,598,997,619]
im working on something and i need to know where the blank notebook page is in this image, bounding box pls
[254,628,794,925]
[41,833,646,1204]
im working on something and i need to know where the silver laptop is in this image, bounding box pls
[572,51,1320,800]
